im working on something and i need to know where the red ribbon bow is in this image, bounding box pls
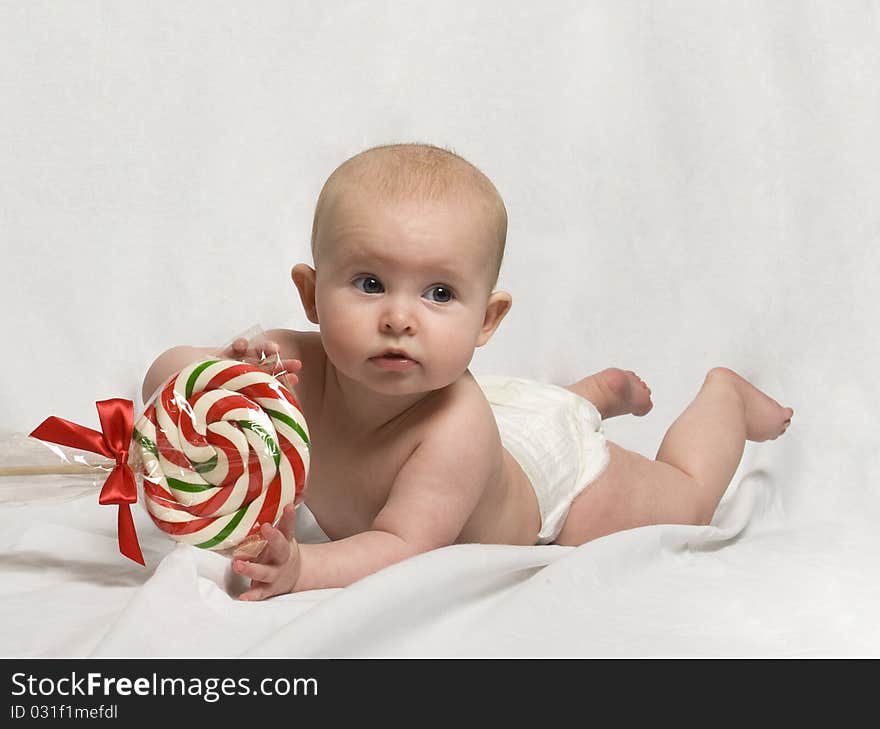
[30,399,145,565]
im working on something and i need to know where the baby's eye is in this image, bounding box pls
[423,285,455,303]
[353,276,384,294]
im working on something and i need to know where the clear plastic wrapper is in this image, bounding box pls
[0,326,310,564]
[0,431,113,504]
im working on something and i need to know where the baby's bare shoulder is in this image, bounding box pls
[372,374,502,548]
[264,329,325,364]
[420,372,498,447]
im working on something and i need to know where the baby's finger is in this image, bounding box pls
[246,339,278,363]
[238,582,272,602]
[274,364,301,389]
[258,522,292,564]
[274,503,298,542]
[279,358,303,376]
[277,372,300,389]
[259,358,296,380]
[219,337,251,361]
[231,535,268,562]
[233,559,278,584]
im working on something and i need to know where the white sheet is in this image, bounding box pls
[1,1,877,657]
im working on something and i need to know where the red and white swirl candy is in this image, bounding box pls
[132,359,309,551]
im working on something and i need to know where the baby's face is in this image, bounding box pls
[310,191,502,396]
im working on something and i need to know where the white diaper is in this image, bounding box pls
[475,375,610,544]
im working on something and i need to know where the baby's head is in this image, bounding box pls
[312,143,507,287]
[293,143,512,395]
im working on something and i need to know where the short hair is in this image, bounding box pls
[310,143,507,286]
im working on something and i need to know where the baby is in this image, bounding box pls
[142,143,793,600]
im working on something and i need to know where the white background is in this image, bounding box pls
[0,2,878,655]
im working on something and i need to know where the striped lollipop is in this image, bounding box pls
[132,359,309,552]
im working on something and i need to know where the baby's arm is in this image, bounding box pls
[235,407,493,598]
[142,345,216,404]
[235,513,426,599]
[141,328,306,404]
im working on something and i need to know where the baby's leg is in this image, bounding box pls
[565,368,653,418]
[555,367,792,546]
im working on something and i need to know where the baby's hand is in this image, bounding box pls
[233,504,301,601]
[220,337,302,389]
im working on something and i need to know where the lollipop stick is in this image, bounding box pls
[0,462,113,477]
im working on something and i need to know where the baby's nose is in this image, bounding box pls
[380,302,416,334]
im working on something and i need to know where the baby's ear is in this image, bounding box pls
[476,290,512,347]
[292,264,319,324]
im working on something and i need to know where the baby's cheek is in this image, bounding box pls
[320,324,359,371]
[432,329,477,377]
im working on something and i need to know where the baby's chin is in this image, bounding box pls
[350,365,461,397]
[327,352,468,397]
[360,374,453,397]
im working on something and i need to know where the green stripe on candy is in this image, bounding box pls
[194,454,218,474]
[185,360,220,398]
[166,477,213,493]
[264,408,310,447]
[238,420,281,468]
[132,429,158,459]
[195,504,248,549]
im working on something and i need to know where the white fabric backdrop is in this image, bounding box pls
[0,1,877,657]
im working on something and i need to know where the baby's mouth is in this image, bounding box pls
[375,349,415,360]
[370,350,419,370]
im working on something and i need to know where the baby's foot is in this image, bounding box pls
[597,368,654,417]
[707,367,793,441]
